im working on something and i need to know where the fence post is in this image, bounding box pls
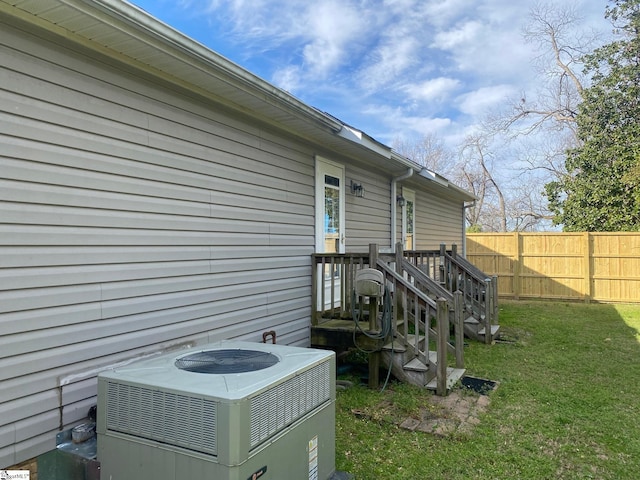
[513,232,521,300]
[453,291,464,369]
[436,297,449,396]
[584,232,592,303]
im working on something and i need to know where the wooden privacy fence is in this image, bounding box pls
[466,232,640,303]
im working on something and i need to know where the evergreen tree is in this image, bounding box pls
[546,0,640,231]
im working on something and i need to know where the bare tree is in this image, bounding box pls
[392,133,455,178]
[506,173,555,231]
[457,133,507,232]
[394,4,606,232]
[494,2,600,139]
[466,2,608,231]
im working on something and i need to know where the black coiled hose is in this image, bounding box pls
[351,286,394,391]
[351,286,392,345]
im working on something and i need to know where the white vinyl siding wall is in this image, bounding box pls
[0,19,316,466]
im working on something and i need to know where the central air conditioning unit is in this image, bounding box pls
[97,340,336,480]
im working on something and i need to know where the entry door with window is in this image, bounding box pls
[315,158,345,254]
[402,188,415,250]
[315,157,345,310]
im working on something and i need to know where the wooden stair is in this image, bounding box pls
[381,338,465,394]
[463,312,500,344]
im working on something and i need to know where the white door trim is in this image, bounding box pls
[315,156,345,253]
[402,187,416,250]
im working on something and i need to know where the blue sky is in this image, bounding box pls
[129,0,610,150]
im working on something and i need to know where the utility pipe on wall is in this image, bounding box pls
[391,168,413,249]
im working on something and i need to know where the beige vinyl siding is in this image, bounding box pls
[345,164,392,251]
[0,18,315,466]
[415,190,464,249]
[395,185,464,251]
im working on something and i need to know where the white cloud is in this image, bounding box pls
[358,35,420,92]
[456,85,517,116]
[271,65,303,93]
[432,20,484,51]
[202,0,374,79]
[145,0,612,149]
[404,77,461,103]
[422,0,476,28]
[300,1,369,75]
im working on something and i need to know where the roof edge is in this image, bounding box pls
[28,0,345,133]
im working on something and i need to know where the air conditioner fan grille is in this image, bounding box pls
[175,349,279,374]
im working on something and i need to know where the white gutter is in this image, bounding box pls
[391,168,414,249]
[56,0,343,133]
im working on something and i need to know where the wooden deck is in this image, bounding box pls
[311,318,388,388]
[311,244,499,394]
[311,318,393,350]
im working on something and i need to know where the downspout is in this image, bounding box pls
[462,200,477,256]
[391,168,414,249]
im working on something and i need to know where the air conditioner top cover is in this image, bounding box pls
[99,340,333,401]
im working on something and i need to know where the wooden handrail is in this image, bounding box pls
[401,258,453,301]
[403,244,499,343]
[312,244,467,391]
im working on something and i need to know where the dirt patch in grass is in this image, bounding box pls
[350,381,496,437]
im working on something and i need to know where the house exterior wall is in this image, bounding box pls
[345,163,392,251]
[0,8,469,468]
[394,186,465,251]
[0,17,321,467]
[414,189,465,250]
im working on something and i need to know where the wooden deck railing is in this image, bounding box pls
[311,252,370,324]
[403,244,499,344]
[311,244,465,394]
[443,245,498,344]
[375,258,464,380]
[396,244,498,343]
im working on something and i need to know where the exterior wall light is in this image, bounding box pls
[350,180,365,197]
[397,195,406,207]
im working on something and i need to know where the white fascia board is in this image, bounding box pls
[390,151,422,171]
[4,0,342,134]
[417,169,476,202]
[417,168,449,187]
[93,0,343,131]
[338,125,392,159]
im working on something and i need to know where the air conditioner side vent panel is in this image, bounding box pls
[106,382,217,455]
[249,359,331,448]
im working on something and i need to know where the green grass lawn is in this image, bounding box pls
[335,301,640,479]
